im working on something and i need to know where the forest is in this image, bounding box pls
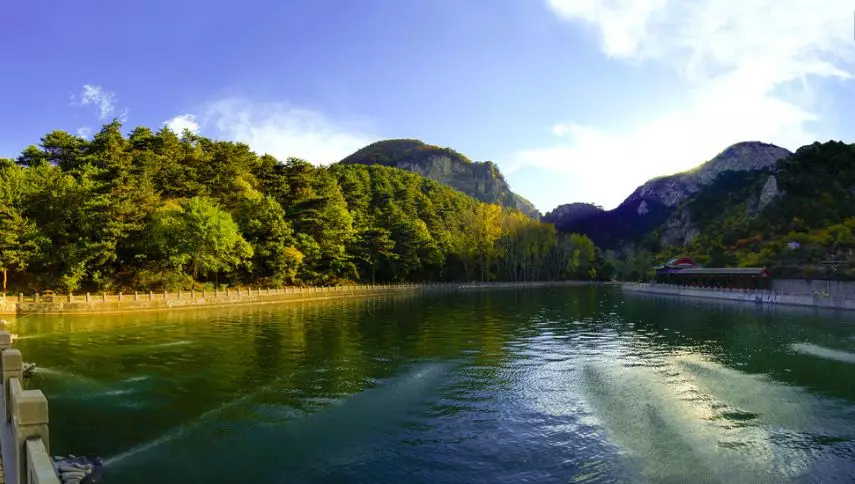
[0,122,606,293]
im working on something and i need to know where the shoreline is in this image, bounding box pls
[0,280,602,315]
[622,282,855,311]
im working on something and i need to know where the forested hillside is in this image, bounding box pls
[641,141,855,280]
[0,122,602,293]
[340,139,540,218]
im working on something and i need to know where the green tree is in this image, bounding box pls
[149,197,253,280]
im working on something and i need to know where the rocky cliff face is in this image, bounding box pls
[545,141,792,250]
[340,139,540,218]
[622,141,791,213]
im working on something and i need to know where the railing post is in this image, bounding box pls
[26,439,60,484]
[2,348,23,422]
[12,380,52,484]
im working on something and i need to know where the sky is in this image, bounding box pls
[1,0,853,212]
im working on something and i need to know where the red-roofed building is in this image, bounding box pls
[653,257,771,290]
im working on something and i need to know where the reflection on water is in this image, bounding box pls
[7,287,855,483]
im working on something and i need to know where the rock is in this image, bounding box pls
[659,209,697,247]
[756,175,781,212]
[745,175,782,218]
[637,200,649,215]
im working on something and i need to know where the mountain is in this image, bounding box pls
[339,139,540,218]
[547,141,792,250]
[542,202,604,230]
[654,141,855,279]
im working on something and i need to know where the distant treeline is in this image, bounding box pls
[0,122,611,292]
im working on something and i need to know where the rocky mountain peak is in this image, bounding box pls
[623,141,792,210]
[691,141,792,185]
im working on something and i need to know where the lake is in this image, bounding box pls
[9,285,855,483]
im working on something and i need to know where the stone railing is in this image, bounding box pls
[0,322,61,484]
[4,280,595,315]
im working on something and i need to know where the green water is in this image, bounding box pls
[9,286,855,483]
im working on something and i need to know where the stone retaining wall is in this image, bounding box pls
[2,281,595,315]
[622,283,855,311]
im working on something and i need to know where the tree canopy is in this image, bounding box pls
[0,122,604,292]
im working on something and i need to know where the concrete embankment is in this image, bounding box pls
[622,283,855,311]
[1,280,597,315]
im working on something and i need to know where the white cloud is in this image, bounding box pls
[163,114,200,136]
[73,84,117,120]
[76,127,92,139]
[198,98,374,164]
[515,0,855,210]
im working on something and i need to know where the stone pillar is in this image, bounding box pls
[12,381,51,484]
[163,290,168,300]
[202,290,206,299]
[0,330,12,351]
[102,292,107,302]
[149,291,154,301]
[2,349,23,422]
[18,293,23,303]
[34,292,39,303]
[178,291,182,300]
[134,292,139,301]
[86,293,91,303]
[118,292,123,302]
[68,292,73,303]
[226,288,230,297]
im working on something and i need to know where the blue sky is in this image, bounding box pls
[1,0,853,211]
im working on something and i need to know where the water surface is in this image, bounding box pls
[9,286,855,483]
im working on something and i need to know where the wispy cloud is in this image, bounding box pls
[76,127,92,139]
[512,0,855,210]
[190,98,374,164]
[163,114,200,136]
[71,84,118,120]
